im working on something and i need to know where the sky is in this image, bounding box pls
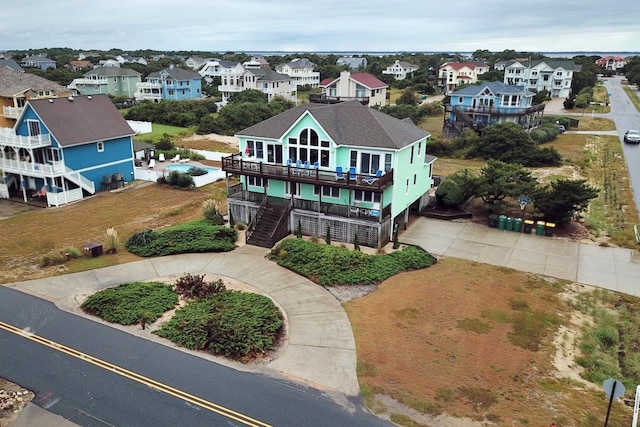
[2,0,639,54]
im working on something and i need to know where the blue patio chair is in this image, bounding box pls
[363,169,383,185]
[292,159,302,175]
[286,159,292,167]
[336,166,345,181]
[348,166,357,181]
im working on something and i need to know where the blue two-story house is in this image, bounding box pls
[222,101,437,248]
[0,94,135,206]
[443,81,545,138]
[134,67,203,102]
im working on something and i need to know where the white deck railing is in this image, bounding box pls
[2,106,22,119]
[0,129,52,148]
[64,166,95,194]
[0,157,64,176]
[46,188,83,207]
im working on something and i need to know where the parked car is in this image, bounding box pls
[624,130,640,144]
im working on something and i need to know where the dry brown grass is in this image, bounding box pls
[0,181,227,284]
[346,258,633,425]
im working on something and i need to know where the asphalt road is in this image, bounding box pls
[0,287,391,427]
[603,76,640,214]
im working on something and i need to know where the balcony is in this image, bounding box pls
[2,106,22,119]
[0,157,65,177]
[222,154,393,192]
[71,78,107,86]
[0,129,52,148]
[309,94,369,105]
[136,82,162,90]
[446,103,545,116]
[227,184,390,223]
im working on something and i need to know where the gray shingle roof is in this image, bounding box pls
[0,67,69,97]
[149,67,201,81]
[237,101,430,150]
[248,69,290,82]
[0,59,24,72]
[28,94,134,147]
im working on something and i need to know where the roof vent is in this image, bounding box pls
[68,96,74,102]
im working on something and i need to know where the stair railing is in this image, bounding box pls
[268,196,294,246]
[245,195,268,244]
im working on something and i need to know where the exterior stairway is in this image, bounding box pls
[246,202,289,248]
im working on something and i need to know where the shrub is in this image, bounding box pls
[106,227,119,253]
[270,239,436,286]
[155,290,283,360]
[81,281,178,325]
[176,173,195,188]
[174,273,226,299]
[40,252,67,267]
[126,229,158,247]
[125,221,237,257]
[325,225,331,244]
[187,167,208,176]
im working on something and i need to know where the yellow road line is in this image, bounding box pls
[0,320,272,427]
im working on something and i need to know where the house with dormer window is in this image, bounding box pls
[0,94,135,206]
[222,101,436,248]
[443,81,545,137]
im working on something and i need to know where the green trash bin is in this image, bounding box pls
[497,214,507,230]
[505,216,514,231]
[536,221,545,236]
[513,217,522,232]
[488,214,498,228]
[523,220,534,234]
[545,222,556,237]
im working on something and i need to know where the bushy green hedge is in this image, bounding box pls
[271,238,436,286]
[126,220,237,257]
[155,291,283,360]
[81,282,178,325]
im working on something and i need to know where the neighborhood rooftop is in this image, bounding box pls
[237,100,429,150]
[28,94,134,147]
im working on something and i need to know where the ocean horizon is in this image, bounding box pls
[243,51,639,58]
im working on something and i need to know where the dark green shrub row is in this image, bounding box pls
[80,282,178,325]
[125,220,237,257]
[124,99,218,127]
[155,290,283,360]
[270,238,436,286]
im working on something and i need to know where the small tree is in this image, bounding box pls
[393,230,400,249]
[325,225,331,245]
[396,88,419,106]
[533,179,599,224]
[475,160,538,205]
[353,231,360,251]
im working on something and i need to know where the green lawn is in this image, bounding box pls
[136,123,193,143]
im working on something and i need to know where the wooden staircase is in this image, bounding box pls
[246,199,291,248]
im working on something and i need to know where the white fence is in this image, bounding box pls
[127,120,153,134]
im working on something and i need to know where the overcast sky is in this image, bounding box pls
[2,0,638,54]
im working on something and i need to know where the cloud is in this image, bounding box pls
[1,0,639,52]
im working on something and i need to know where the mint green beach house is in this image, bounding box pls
[222,101,436,248]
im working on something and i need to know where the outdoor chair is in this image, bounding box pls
[348,166,357,181]
[159,153,165,162]
[363,170,383,185]
[336,166,345,181]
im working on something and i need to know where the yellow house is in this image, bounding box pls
[0,67,73,128]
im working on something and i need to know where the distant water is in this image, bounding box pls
[246,51,639,58]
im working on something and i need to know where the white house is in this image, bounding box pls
[382,60,418,80]
[199,59,245,84]
[503,60,581,98]
[275,58,320,88]
[219,68,295,105]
